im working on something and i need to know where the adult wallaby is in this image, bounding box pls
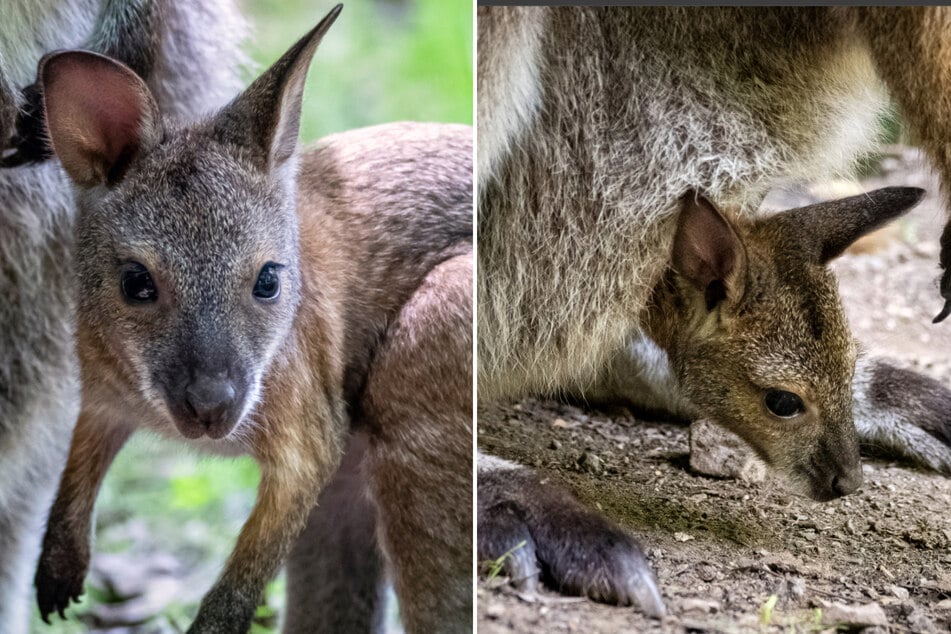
[0,1,245,631]
[478,6,951,616]
[35,6,473,633]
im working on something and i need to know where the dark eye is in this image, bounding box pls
[120,262,157,303]
[764,390,805,418]
[253,263,281,301]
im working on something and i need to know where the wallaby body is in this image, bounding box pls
[0,1,245,630]
[478,5,951,615]
[36,9,472,633]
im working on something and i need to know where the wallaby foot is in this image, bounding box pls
[854,357,951,473]
[362,254,473,634]
[283,432,385,634]
[34,528,89,624]
[478,455,665,617]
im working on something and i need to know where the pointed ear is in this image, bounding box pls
[213,4,342,171]
[774,187,925,264]
[671,191,748,311]
[40,50,161,188]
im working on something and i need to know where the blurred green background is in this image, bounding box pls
[32,0,470,632]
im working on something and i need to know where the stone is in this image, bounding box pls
[689,419,766,482]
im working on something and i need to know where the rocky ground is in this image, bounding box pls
[477,148,951,633]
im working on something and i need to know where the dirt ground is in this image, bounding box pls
[477,148,951,633]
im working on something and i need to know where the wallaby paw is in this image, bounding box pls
[478,459,665,617]
[855,359,951,474]
[34,544,87,624]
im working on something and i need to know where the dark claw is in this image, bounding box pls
[937,223,951,323]
[34,543,88,624]
[934,297,951,324]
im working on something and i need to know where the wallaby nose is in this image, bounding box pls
[184,375,236,425]
[831,468,863,497]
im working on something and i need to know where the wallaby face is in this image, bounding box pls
[73,133,302,440]
[40,11,338,440]
[650,188,924,501]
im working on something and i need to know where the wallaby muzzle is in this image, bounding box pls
[161,363,251,440]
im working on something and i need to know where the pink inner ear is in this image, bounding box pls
[43,53,149,185]
[672,195,739,288]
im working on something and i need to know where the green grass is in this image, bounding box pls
[31,1,470,632]
[245,0,472,143]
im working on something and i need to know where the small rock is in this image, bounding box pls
[673,532,694,542]
[689,419,766,482]
[889,585,909,600]
[485,603,505,619]
[907,609,936,633]
[577,451,603,474]
[548,439,561,450]
[821,602,888,628]
[681,598,719,614]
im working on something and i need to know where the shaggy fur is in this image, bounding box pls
[0,2,244,631]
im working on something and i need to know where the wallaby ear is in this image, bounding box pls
[213,4,342,171]
[776,187,925,264]
[40,50,161,188]
[671,191,748,311]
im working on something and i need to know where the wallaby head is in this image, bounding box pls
[39,6,343,441]
[646,187,924,501]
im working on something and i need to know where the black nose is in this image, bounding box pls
[831,468,863,497]
[184,375,236,425]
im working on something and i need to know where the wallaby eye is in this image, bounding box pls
[120,262,157,303]
[253,263,282,301]
[764,390,805,418]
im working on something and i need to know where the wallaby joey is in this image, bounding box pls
[35,6,473,633]
[479,187,924,616]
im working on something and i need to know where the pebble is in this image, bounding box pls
[821,602,889,628]
[577,451,603,474]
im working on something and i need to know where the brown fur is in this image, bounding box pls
[35,11,472,632]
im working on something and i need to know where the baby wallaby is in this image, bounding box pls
[480,186,923,614]
[35,6,472,633]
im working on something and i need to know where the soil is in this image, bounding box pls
[477,148,951,633]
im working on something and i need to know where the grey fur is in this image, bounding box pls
[479,7,887,398]
[0,1,245,631]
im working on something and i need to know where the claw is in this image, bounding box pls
[934,297,951,324]
[627,564,666,618]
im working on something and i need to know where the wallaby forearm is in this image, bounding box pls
[36,414,133,622]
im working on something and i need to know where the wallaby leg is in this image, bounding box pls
[361,253,473,634]
[189,411,343,634]
[283,432,385,634]
[853,356,951,473]
[478,454,665,617]
[852,8,951,309]
[35,413,133,622]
